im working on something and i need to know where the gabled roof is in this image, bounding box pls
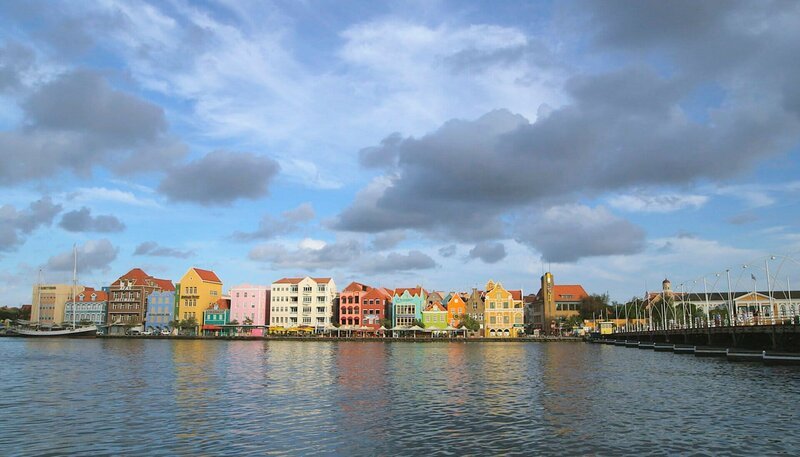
[343,281,371,293]
[111,268,153,286]
[447,293,466,305]
[213,298,230,310]
[362,287,393,300]
[509,290,523,301]
[395,287,426,297]
[153,278,175,292]
[192,268,222,284]
[424,301,447,312]
[76,287,108,302]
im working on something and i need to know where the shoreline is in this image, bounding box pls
[2,333,584,343]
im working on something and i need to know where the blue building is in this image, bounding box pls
[392,287,427,327]
[145,280,176,332]
[63,287,107,326]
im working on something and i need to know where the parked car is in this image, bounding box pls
[141,330,153,336]
[160,329,171,336]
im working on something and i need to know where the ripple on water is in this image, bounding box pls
[1,339,799,456]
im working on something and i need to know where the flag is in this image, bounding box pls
[751,273,757,281]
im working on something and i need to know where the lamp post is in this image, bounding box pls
[726,269,735,327]
[766,256,775,323]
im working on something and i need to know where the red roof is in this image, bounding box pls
[111,268,153,286]
[153,278,175,292]
[424,301,447,312]
[214,298,230,310]
[554,285,588,301]
[75,288,108,302]
[509,290,523,301]
[343,281,371,293]
[394,287,426,297]
[362,287,393,301]
[192,268,222,283]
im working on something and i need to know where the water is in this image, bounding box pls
[1,339,798,456]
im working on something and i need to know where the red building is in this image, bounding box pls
[339,282,371,328]
[361,287,393,330]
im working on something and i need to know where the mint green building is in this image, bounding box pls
[422,302,448,330]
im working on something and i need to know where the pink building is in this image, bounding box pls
[229,284,270,336]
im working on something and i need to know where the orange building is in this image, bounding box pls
[446,293,467,327]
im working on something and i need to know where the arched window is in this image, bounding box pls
[354,306,359,314]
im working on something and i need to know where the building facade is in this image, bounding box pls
[465,288,485,331]
[63,287,107,327]
[392,287,427,327]
[484,280,524,337]
[527,272,588,333]
[361,287,392,330]
[446,292,468,327]
[270,277,337,328]
[177,267,223,334]
[229,284,270,336]
[144,280,177,332]
[31,284,85,327]
[107,268,168,333]
[422,301,448,330]
[203,299,230,336]
[339,282,371,328]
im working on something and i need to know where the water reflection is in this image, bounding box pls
[1,339,799,456]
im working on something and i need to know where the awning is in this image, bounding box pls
[202,325,222,330]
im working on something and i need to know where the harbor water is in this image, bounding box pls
[1,339,798,456]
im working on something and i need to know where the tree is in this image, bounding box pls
[78,319,93,327]
[412,318,425,328]
[244,317,253,325]
[563,315,583,329]
[579,293,611,320]
[229,319,240,326]
[379,318,392,328]
[458,314,480,332]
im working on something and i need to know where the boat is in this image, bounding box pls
[14,245,97,338]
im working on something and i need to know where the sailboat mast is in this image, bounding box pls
[71,244,77,328]
[35,268,42,326]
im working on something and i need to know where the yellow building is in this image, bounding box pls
[483,280,524,337]
[31,284,85,327]
[177,267,223,333]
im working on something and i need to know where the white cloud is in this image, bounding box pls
[68,187,161,208]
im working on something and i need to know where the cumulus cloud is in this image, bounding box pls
[232,203,315,241]
[0,70,184,184]
[0,197,62,252]
[362,250,437,273]
[158,150,280,205]
[58,207,125,233]
[45,239,118,273]
[468,241,507,263]
[438,244,457,258]
[515,205,646,262]
[608,193,708,213]
[133,241,193,259]
[0,41,35,91]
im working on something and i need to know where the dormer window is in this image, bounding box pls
[91,294,97,300]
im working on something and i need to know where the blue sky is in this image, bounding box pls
[1,0,799,305]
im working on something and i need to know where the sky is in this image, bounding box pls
[1,0,800,306]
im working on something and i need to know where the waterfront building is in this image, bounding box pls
[339,282,371,328]
[229,284,270,336]
[107,268,170,333]
[647,278,800,324]
[427,291,445,307]
[177,267,223,334]
[392,287,427,327]
[63,287,107,327]
[361,287,393,330]
[527,272,588,334]
[446,292,468,327]
[31,284,85,327]
[484,280,524,337]
[144,280,177,332]
[269,277,337,329]
[203,298,230,336]
[465,288,486,331]
[422,301,448,330]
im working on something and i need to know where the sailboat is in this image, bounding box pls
[14,245,97,338]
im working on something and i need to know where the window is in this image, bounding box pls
[503,302,509,309]
[489,302,495,309]
[318,285,326,292]
[490,316,496,324]
[303,286,312,292]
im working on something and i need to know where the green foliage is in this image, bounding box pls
[563,315,584,329]
[412,318,425,328]
[579,293,611,319]
[379,318,392,328]
[458,314,481,331]
[78,319,93,326]
[229,319,240,326]
[0,306,21,321]
[244,317,253,325]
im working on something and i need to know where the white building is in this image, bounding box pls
[269,277,337,328]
